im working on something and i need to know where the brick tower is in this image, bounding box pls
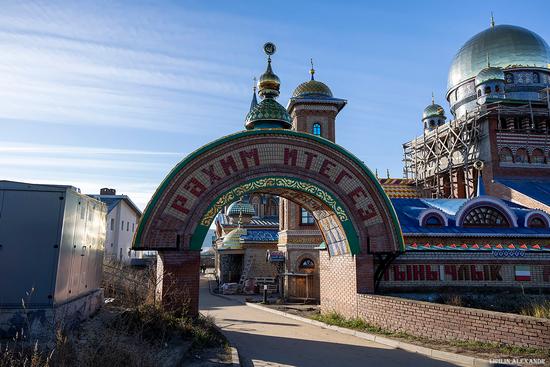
[278,62,347,300]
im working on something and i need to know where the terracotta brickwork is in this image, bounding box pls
[156,251,200,315]
[355,294,550,348]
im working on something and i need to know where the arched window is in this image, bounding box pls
[477,89,482,97]
[299,258,315,269]
[495,85,500,93]
[484,86,491,95]
[425,215,443,227]
[528,217,547,228]
[533,72,540,84]
[300,208,315,225]
[463,206,510,227]
[515,148,528,163]
[312,123,322,136]
[531,149,545,164]
[499,147,513,162]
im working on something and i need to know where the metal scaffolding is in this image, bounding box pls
[402,102,550,199]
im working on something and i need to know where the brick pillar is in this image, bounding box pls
[355,254,375,293]
[156,250,200,315]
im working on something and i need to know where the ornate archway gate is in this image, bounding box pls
[133,129,403,314]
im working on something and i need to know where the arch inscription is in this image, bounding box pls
[134,129,403,255]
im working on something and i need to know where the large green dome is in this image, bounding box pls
[447,25,550,92]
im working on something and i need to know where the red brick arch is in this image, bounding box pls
[133,129,403,314]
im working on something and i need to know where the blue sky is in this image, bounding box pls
[2,0,549,209]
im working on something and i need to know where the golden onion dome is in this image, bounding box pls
[258,58,281,98]
[292,65,333,98]
[292,80,333,98]
[448,24,550,92]
[475,66,505,85]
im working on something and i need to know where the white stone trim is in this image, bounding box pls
[418,208,449,227]
[524,210,550,228]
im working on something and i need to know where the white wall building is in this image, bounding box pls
[90,188,151,264]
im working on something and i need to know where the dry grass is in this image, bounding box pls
[1,260,226,367]
[520,301,550,319]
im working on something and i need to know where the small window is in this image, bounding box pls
[312,123,321,136]
[80,205,85,220]
[299,258,315,269]
[484,86,491,95]
[132,223,135,232]
[429,120,435,128]
[477,89,482,97]
[425,215,443,227]
[110,218,114,231]
[121,220,124,231]
[495,85,500,93]
[110,243,113,247]
[301,208,315,225]
[533,72,540,84]
[126,222,129,231]
[528,217,546,228]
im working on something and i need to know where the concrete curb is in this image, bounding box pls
[245,302,495,367]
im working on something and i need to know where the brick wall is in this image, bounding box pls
[157,251,200,315]
[355,293,550,349]
[319,251,358,318]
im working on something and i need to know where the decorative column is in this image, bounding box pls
[156,250,200,315]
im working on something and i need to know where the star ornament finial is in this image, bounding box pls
[263,42,276,57]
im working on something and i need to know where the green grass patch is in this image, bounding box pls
[310,311,549,358]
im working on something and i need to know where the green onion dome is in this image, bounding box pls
[227,200,256,217]
[245,98,292,130]
[220,227,246,250]
[475,66,505,86]
[422,103,446,120]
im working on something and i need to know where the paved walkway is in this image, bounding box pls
[199,277,462,367]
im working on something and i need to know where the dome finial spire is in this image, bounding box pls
[310,58,315,80]
[249,76,258,111]
[490,12,495,28]
[486,52,491,67]
[431,92,435,105]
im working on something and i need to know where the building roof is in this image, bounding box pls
[89,194,142,216]
[240,229,279,242]
[494,177,550,207]
[217,213,278,227]
[379,178,421,198]
[391,197,550,238]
